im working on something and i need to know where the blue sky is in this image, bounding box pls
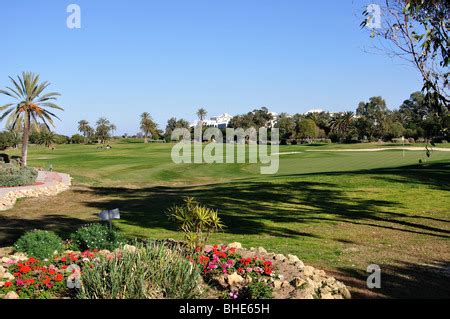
[1,0,422,136]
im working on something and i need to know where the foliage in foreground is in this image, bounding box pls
[243,281,273,299]
[166,197,224,250]
[77,243,203,299]
[192,244,274,299]
[0,250,98,299]
[0,163,38,187]
[14,230,63,259]
[70,223,125,251]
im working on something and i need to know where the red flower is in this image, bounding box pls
[54,274,63,282]
[13,272,21,277]
[61,265,68,270]
[25,278,35,285]
[228,248,236,255]
[60,257,67,262]
[42,276,51,285]
[264,267,272,275]
[198,255,209,265]
[263,261,272,267]
[237,267,244,274]
[28,257,38,263]
[4,282,12,288]
[19,265,32,274]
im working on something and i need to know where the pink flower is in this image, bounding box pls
[207,262,218,270]
[226,259,235,266]
[16,278,24,287]
[6,259,16,265]
[229,290,239,299]
[246,267,253,273]
[254,267,263,274]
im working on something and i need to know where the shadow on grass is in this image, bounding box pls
[334,260,450,299]
[73,167,450,240]
[0,215,89,246]
[278,161,450,191]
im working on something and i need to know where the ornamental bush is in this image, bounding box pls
[14,230,63,259]
[70,223,125,251]
[0,163,38,187]
[166,197,224,250]
[77,243,202,299]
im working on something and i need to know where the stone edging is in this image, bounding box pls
[0,171,71,211]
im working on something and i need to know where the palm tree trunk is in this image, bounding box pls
[21,115,30,167]
[144,134,148,143]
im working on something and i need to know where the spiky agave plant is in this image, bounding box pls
[0,72,63,167]
[166,197,224,250]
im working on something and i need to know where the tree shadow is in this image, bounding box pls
[334,260,450,299]
[73,174,450,240]
[0,214,93,246]
[277,161,450,192]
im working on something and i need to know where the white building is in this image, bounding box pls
[304,109,324,115]
[268,111,279,128]
[190,113,233,129]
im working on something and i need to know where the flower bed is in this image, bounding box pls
[0,242,351,300]
[0,250,100,299]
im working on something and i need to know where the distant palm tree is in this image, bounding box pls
[0,72,63,167]
[96,117,113,144]
[110,124,117,138]
[196,108,207,123]
[39,131,56,148]
[78,120,90,140]
[330,112,354,138]
[140,112,158,143]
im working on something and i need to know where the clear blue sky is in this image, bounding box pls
[1,0,422,136]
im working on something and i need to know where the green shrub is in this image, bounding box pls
[243,281,273,299]
[0,163,38,187]
[77,243,202,299]
[166,197,224,250]
[0,131,20,150]
[14,230,63,259]
[70,134,85,144]
[70,223,125,251]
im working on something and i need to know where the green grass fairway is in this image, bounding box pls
[1,141,450,298]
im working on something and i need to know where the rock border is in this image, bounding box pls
[0,171,71,211]
[207,242,351,299]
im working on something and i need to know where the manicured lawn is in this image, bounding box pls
[1,140,449,298]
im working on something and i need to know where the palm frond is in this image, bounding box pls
[0,107,15,120]
[39,102,64,111]
[8,76,24,98]
[0,103,14,111]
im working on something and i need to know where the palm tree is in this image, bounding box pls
[140,112,158,143]
[110,124,117,138]
[330,112,354,139]
[196,108,207,123]
[39,131,56,148]
[0,72,63,167]
[78,120,92,142]
[95,117,113,144]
